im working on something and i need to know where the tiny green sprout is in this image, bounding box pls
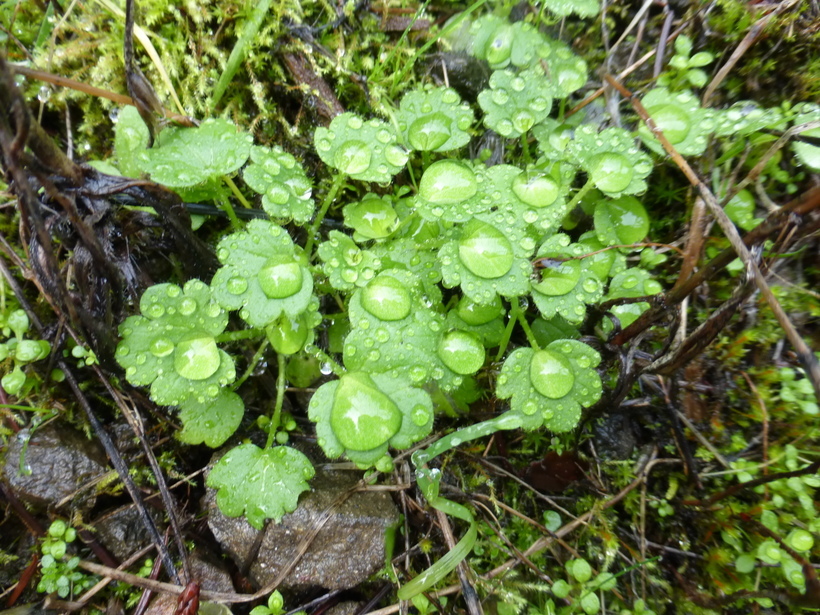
[343,193,399,240]
[600,269,663,333]
[478,68,553,139]
[531,235,605,325]
[243,145,315,224]
[138,118,253,187]
[38,520,94,598]
[6,309,30,339]
[177,390,243,447]
[397,87,474,152]
[657,34,714,90]
[206,442,315,529]
[317,230,383,291]
[543,0,600,18]
[568,126,653,197]
[314,113,408,182]
[593,196,650,248]
[116,280,235,406]
[637,88,716,156]
[496,340,602,432]
[308,371,434,468]
[211,220,314,328]
[250,590,285,615]
[567,558,593,583]
[791,103,820,171]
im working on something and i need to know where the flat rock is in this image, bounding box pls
[205,464,399,591]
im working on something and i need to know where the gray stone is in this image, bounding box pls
[144,550,236,615]
[1,422,107,510]
[93,504,164,561]
[205,465,399,591]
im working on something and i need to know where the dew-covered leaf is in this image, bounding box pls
[568,126,652,197]
[308,371,434,468]
[314,113,408,182]
[542,0,599,18]
[594,196,650,248]
[724,189,760,231]
[178,390,244,447]
[317,231,383,291]
[467,16,551,70]
[343,193,399,240]
[638,89,716,156]
[714,102,787,138]
[540,40,588,98]
[243,145,314,223]
[398,87,474,152]
[114,106,150,178]
[207,443,314,529]
[791,103,820,171]
[478,68,553,139]
[371,236,443,298]
[139,118,253,187]
[600,268,663,333]
[414,159,489,223]
[115,280,235,406]
[211,220,314,328]
[445,295,506,348]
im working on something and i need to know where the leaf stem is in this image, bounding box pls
[511,300,540,350]
[265,353,287,450]
[223,175,251,208]
[494,304,518,363]
[217,195,242,230]
[567,177,595,211]
[215,329,265,343]
[232,338,269,390]
[305,172,346,257]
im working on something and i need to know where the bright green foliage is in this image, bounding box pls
[714,101,787,137]
[211,220,314,328]
[466,16,549,70]
[531,235,605,325]
[414,159,488,223]
[496,341,602,432]
[206,443,315,529]
[317,231,383,291]
[243,145,315,223]
[541,40,589,98]
[138,118,253,187]
[0,307,51,396]
[445,296,506,348]
[178,391,244,447]
[478,67,553,138]
[266,304,322,356]
[250,590,285,615]
[779,366,819,415]
[397,87,474,152]
[314,113,408,182]
[343,193,399,240]
[723,190,760,231]
[600,269,663,332]
[658,34,714,90]
[115,280,235,406]
[372,236,443,298]
[638,88,716,156]
[791,103,820,171]
[594,196,650,247]
[308,371,434,468]
[568,126,653,197]
[38,520,95,598]
[546,558,621,615]
[114,106,151,178]
[543,0,600,18]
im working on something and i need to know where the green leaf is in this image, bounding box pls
[414,159,488,223]
[568,126,653,197]
[543,0,599,18]
[243,145,315,223]
[495,341,602,433]
[211,220,314,328]
[317,231,383,291]
[139,119,253,187]
[178,390,244,447]
[308,371,434,468]
[600,268,662,333]
[791,103,820,171]
[114,106,150,178]
[724,189,759,231]
[540,40,589,97]
[594,196,650,248]
[398,87,474,152]
[688,51,714,68]
[674,35,693,58]
[714,102,787,137]
[343,193,399,240]
[207,443,314,529]
[637,88,716,156]
[478,68,553,138]
[314,113,408,182]
[116,280,235,406]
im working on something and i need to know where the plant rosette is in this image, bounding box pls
[314,113,408,182]
[568,125,653,197]
[397,87,474,152]
[439,218,532,305]
[211,220,314,328]
[466,16,551,70]
[600,268,663,334]
[343,193,399,240]
[243,145,314,223]
[531,234,605,325]
[414,159,490,223]
[478,67,553,139]
[637,88,716,157]
[317,230,383,291]
[496,340,602,432]
[137,118,253,187]
[308,371,434,468]
[115,280,236,406]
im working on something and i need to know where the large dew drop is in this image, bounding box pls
[649,105,691,144]
[333,140,372,175]
[418,160,478,205]
[533,259,581,296]
[149,337,175,358]
[258,256,304,299]
[512,172,559,208]
[589,152,634,193]
[437,331,485,375]
[174,336,221,381]
[330,373,402,451]
[529,350,575,399]
[457,220,514,279]
[408,112,452,151]
[361,276,412,321]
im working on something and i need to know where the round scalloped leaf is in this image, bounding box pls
[638,88,716,156]
[543,0,599,17]
[138,118,253,187]
[211,220,313,328]
[308,372,434,468]
[478,68,553,139]
[207,443,314,529]
[371,237,443,299]
[314,113,408,182]
[115,280,235,406]
[398,87,474,152]
[343,193,398,240]
[568,126,652,197]
[439,219,532,305]
[178,390,244,447]
[317,230,383,291]
[114,106,150,178]
[243,145,314,223]
[467,17,551,70]
[541,40,588,98]
[594,196,650,248]
[533,119,575,162]
[531,234,604,325]
[791,103,820,171]
[496,341,602,432]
